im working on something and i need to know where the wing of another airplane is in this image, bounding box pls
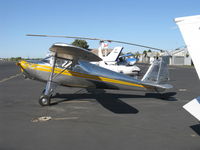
[175,15,200,121]
[119,53,133,58]
[175,15,200,79]
[50,43,102,62]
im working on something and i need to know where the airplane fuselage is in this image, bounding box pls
[18,59,149,92]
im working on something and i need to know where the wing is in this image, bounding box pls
[119,53,133,58]
[175,15,200,79]
[50,43,102,62]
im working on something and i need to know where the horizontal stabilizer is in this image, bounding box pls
[50,43,102,62]
[143,82,173,89]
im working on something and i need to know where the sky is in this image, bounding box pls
[1,0,200,58]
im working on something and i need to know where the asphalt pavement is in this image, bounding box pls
[0,62,200,150]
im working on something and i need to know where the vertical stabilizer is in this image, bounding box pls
[175,15,200,79]
[142,56,169,84]
[103,47,123,62]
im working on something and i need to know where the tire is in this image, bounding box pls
[39,95,51,106]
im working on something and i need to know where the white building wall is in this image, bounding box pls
[169,48,192,66]
[184,55,192,65]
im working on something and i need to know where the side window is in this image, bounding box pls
[41,56,72,69]
[41,56,51,63]
[56,58,72,69]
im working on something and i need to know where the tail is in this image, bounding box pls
[142,56,169,84]
[103,47,123,62]
[141,56,172,91]
[175,15,200,79]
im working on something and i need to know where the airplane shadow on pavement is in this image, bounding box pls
[190,124,200,136]
[51,89,177,114]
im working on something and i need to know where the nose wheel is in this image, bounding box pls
[39,95,51,106]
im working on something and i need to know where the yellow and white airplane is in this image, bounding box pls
[92,42,141,75]
[17,36,173,106]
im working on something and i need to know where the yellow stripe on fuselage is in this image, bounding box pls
[20,60,145,88]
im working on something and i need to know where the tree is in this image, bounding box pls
[10,57,22,61]
[148,49,152,52]
[143,50,147,57]
[71,39,89,49]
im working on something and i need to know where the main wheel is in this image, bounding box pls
[39,95,51,106]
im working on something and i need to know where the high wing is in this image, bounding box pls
[119,53,133,58]
[175,15,200,79]
[175,15,200,121]
[50,43,102,62]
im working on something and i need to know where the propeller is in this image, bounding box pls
[26,34,165,51]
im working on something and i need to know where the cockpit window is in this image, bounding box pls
[41,56,51,63]
[41,56,72,69]
[56,59,70,68]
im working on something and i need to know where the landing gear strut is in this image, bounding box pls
[39,53,57,106]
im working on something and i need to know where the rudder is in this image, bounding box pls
[141,56,170,84]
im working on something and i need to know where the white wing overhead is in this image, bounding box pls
[50,43,102,62]
[175,15,200,79]
[175,15,200,121]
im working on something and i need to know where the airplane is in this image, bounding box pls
[93,42,141,75]
[17,35,173,106]
[175,15,200,121]
[118,53,139,66]
[99,45,139,66]
[96,42,137,65]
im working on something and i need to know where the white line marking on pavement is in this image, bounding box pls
[0,73,21,83]
[179,89,187,92]
[31,116,79,122]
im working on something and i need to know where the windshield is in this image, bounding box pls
[41,56,71,68]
